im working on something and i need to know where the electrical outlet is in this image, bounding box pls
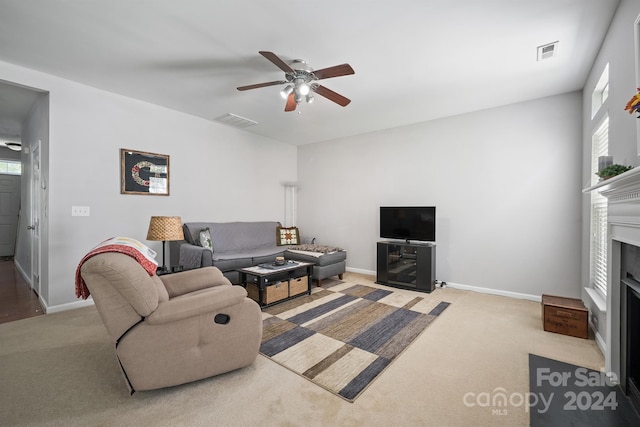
[71,206,90,216]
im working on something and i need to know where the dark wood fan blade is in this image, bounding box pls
[237,80,287,91]
[284,93,297,112]
[313,64,355,80]
[313,85,351,107]
[259,51,294,73]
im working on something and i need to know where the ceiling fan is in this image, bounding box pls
[237,51,355,112]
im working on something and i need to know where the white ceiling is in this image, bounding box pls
[0,0,620,146]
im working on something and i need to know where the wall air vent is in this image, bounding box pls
[537,41,559,61]
[213,113,258,128]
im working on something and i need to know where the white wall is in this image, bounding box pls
[581,0,640,346]
[298,92,583,298]
[0,59,297,310]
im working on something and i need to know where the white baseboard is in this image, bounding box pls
[346,267,376,276]
[11,259,94,314]
[590,319,606,357]
[43,298,94,313]
[345,268,541,302]
[437,282,541,302]
[13,260,31,287]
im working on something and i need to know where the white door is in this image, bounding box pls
[30,142,41,294]
[0,174,20,257]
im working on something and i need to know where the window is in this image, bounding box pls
[590,117,609,297]
[0,159,21,175]
[591,63,609,118]
[601,81,609,104]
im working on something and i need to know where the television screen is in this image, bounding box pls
[380,206,436,242]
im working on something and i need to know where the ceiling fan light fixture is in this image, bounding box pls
[280,84,293,99]
[306,94,314,104]
[298,83,310,96]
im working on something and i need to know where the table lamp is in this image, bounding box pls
[146,216,184,273]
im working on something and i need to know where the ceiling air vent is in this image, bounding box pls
[537,41,559,61]
[213,113,258,128]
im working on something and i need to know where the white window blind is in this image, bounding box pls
[590,117,609,297]
[0,159,21,175]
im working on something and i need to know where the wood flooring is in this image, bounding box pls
[0,259,44,324]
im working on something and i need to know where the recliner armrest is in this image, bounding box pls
[160,266,232,298]
[146,285,248,325]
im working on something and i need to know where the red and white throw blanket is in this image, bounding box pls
[75,237,158,300]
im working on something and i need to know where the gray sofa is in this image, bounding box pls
[170,221,346,285]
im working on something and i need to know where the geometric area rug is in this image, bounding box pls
[260,283,450,402]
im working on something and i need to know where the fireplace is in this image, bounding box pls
[622,272,640,411]
[584,167,640,412]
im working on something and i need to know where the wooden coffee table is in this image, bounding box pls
[238,261,313,308]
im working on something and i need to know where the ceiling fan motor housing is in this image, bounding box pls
[291,59,312,72]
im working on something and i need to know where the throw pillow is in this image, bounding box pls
[276,226,300,246]
[198,227,213,251]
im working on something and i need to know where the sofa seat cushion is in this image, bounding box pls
[212,246,285,272]
[285,249,347,266]
[213,257,253,272]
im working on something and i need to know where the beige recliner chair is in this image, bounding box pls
[80,252,262,393]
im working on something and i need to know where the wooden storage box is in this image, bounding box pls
[289,276,309,297]
[542,294,588,339]
[247,280,289,304]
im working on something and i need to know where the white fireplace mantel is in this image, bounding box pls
[585,166,640,244]
[583,166,640,201]
[584,165,640,379]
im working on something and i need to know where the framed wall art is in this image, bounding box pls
[120,148,170,195]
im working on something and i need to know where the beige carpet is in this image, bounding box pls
[0,273,603,426]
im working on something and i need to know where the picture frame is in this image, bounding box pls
[120,148,170,195]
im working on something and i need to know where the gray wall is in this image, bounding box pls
[0,1,634,311]
[297,92,583,299]
[0,59,297,311]
[581,0,640,347]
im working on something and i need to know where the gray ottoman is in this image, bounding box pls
[284,245,347,286]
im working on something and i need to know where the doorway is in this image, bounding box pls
[0,80,48,318]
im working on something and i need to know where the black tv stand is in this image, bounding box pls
[376,241,436,293]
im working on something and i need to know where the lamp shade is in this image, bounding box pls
[146,216,184,241]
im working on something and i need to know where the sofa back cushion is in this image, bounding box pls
[183,221,280,253]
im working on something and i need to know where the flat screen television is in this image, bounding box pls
[380,206,436,242]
